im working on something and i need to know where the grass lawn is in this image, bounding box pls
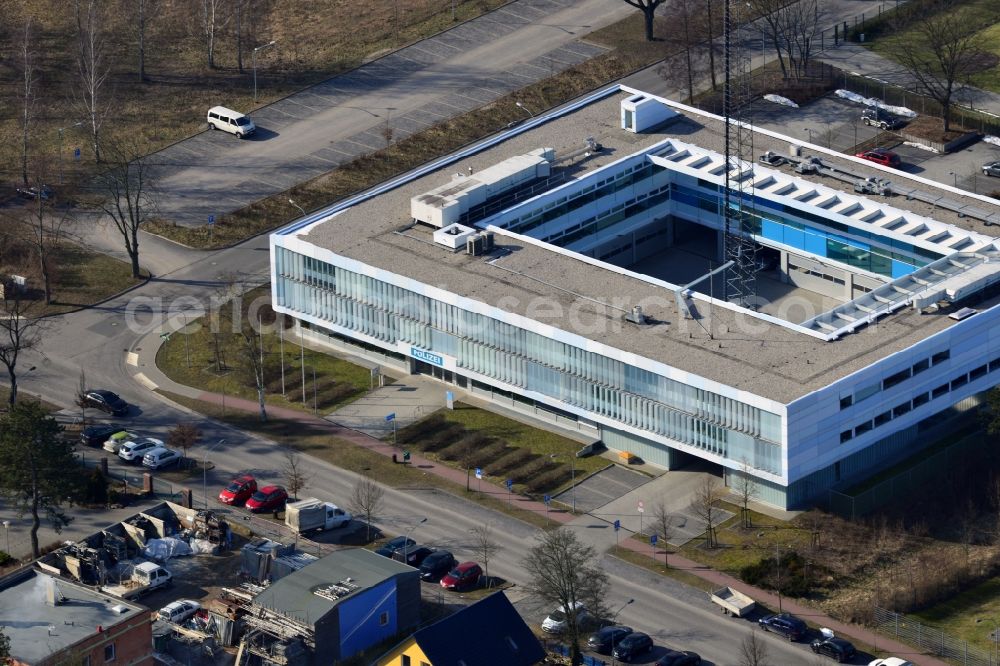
[912,577,1000,652]
[155,285,370,415]
[607,546,716,594]
[157,390,556,531]
[41,243,147,315]
[867,0,1000,93]
[397,402,608,498]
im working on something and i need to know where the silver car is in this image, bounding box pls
[142,447,181,470]
[983,161,1000,177]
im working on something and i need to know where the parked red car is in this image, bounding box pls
[855,148,901,168]
[245,485,288,513]
[219,475,257,506]
[440,561,483,591]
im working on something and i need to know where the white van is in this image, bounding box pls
[207,106,256,138]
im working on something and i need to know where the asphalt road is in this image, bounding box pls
[150,0,633,225]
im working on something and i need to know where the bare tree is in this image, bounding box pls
[74,368,88,425]
[733,459,759,528]
[620,0,666,41]
[748,0,792,79]
[233,0,250,72]
[883,0,985,132]
[283,447,309,500]
[74,0,111,162]
[202,0,231,68]
[651,500,674,568]
[783,0,825,79]
[17,20,37,187]
[14,193,69,306]
[471,523,500,587]
[348,475,384,542]
[702,0,719,90]
[167,423,200,465]
[129,0,159,81]
[0,293,46,408]
[236,310,267,422]
[94,137,156,278]
[523,528,610,666]
[692,476,726,548]
[739,628,770,666]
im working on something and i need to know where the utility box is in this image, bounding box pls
[621,94,678,133]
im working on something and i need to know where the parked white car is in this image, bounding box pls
[541,601,592,634]
[103,431,135,454]
[118,437,164,463]
[142,447,181,470]
[157,599,200,624]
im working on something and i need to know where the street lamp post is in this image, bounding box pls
[804,128,815,145]
[515,101,535,118]
[202,439,227,509]
[58,122,83,185]
[252,40,277,104]
[402,517,427,564]
[2,521,9,555]
[288,198,306,217]
[949,171,958,189]
[610,598,635,665]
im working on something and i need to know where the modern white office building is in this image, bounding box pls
[270,86,1000,509]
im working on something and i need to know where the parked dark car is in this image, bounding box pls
[83,389,129,416]
[862,107,906,130]
[612,632,654,662]
[855,148,901,168]
[392,545,433,567]
[16,185,52,201]
[376,536,416,558]
[587,625,634,655]
[245,485,288,513]
[79,423,127,447]
[218,475,257,506]
[419,550,457,581]
[811,636,856,662]
[758,613,808,641]
[655,650,702,666]
[440,561,482,591]
[983,160,1000,178]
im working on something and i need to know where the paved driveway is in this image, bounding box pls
[150,0,634,225]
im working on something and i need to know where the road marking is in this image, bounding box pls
[134,373,158,391]
[126,352,139,366]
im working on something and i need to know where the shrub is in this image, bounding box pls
[83,468,108,505]
[466,441,510,469]
[398,413,445,444]
[740,551,815,598]
[490,449,534,476]
[0,551,15,567]
[524,466,573,494]
[421,423,466,452]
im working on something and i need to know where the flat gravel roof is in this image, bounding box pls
[296,91,1000,403]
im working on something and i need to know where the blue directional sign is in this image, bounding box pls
[74,147,81,160]
[385,413,395,422]
[614,519,621,532]
[208,214,215,226]
[475,468,482,480]
[543,494,551,506]
[505,479,513,490]
[650,534,658,546]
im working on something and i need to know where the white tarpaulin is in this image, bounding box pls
[142,537,193,561]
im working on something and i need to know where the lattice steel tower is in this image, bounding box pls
[722,0,758,308]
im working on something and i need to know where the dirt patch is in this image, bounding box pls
[901,114,975,143]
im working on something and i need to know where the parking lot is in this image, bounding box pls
[754,93,1000,197]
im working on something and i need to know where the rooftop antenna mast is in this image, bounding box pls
[722,0,759,308]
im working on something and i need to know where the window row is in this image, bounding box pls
[839,348,950,410]
[840,356,1000,443]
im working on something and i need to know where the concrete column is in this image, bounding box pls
[664,217,676,247]
[845,271,854,300]
[779,251,790,284]
[716,228,726,263]
[100,457,109,476]
[179,488,193,509]
[143,473,153,495]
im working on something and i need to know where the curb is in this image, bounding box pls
[37,269,153,321]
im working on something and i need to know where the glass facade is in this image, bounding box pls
[275,246,782,474]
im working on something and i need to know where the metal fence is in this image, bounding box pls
[827,430,982,520]
[875,606,995,666]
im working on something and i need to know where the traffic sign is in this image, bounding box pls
[74,147,81,160]
[505,479,513,490]
[543,494,551,506]
[159,332,171,341]
[637,500,645,513]
[613,519,620,532]
[650,534,658,546]
[208,214,215,226]
[475,468,482,480]
[385,412,396,422]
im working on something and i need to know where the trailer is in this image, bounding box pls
[710,586,756,617]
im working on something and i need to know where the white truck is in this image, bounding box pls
[101,561,172,599]
[284,498,352,534]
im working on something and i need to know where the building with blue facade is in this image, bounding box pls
[247,548,421,664]
[270,86,1000,509]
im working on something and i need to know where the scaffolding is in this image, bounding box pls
[722,0,759,308]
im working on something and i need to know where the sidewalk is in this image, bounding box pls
[819,43,1000,117]
[133,326,946,665]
